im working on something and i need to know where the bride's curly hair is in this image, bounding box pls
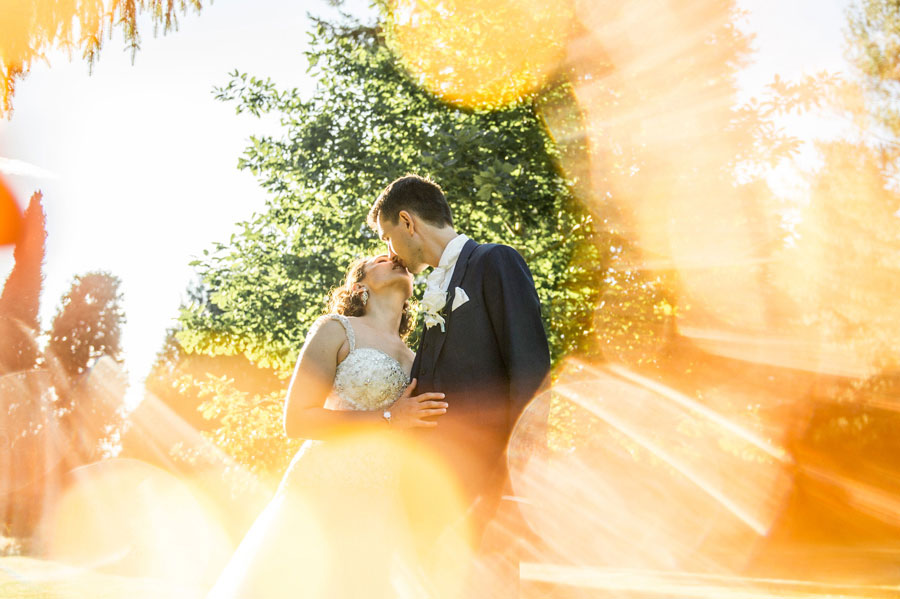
[327,257,415,339]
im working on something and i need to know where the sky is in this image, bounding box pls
[0,0,854,408]
[736,0,855,200]
[736,0,851,94]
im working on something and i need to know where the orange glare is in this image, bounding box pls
[0,177,22,245]
[387,0,575,109]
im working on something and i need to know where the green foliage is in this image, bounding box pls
[848,0,900,140]
[144,325,285,433]
[175,16,605,474]
[593,253,674,368]
[190,374,303,481]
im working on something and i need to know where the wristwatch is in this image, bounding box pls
[382,410,392,425]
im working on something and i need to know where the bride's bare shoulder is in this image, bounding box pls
[302,316,350,354]
[311,316,345,336]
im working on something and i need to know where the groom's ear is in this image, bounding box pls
[397,210,415,235]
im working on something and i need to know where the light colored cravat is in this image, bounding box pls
[421,234,468,330]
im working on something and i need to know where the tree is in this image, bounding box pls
[0,0,210,116]
[0,189,128,536]
[785,142,900,372]
[0,191,46,374]
[185,18,603,367]
[144,326,285,433]
[173,13,605,477]
[847,0,900,144]
[45,272,127,462]
[743,0,900,552]
[752,0,900,378]
[46,272,125,377]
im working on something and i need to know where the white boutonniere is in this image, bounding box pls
[421,287,447,332]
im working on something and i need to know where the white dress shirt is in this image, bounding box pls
[431,234,469,292]
[420,234,468,329]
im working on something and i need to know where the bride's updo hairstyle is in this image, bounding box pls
[327,256,414,339]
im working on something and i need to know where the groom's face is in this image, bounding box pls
[378,212,427,274]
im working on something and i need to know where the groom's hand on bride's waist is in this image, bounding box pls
[390,378,448,428]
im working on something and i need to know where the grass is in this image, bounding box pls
[0,557,205,599]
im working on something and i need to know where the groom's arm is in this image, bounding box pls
[482,245,551,428]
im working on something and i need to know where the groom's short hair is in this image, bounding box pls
[368,174,454,229]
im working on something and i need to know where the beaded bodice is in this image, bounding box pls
[316,314,409,411]
[278,314,410,495]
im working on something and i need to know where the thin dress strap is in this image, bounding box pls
[321,313,356,352]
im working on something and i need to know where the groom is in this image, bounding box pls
[369,174,551,543]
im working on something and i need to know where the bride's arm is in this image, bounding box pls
[282,319,345,439]
[283,320,447,440]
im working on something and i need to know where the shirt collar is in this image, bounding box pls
[437,234,469,270]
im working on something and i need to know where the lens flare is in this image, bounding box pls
[0,177,22,245]
[387,0,575,109]
[519,563,900,597]
[122,389,277,542]
[522,0,900,590]
[204,430,474,599]
[509,360,794,574]
[552,0,783,338]
[37,458,232,587]
[542,0,900,376]
[306,432,474,599]
[5,0,900,596]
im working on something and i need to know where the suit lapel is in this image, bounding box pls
[428,239,478,372]
[410,324,426,381]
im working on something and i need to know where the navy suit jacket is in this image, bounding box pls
[409,239,551,510]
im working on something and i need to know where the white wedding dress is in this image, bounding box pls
[206,314,415,599]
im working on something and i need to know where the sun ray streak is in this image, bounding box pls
[555,382,772,535]
[520,563,900,598]
[603,362,792,463]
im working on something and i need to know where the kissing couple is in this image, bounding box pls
[207,174,551,598]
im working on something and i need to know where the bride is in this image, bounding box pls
[206,254,449,599]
